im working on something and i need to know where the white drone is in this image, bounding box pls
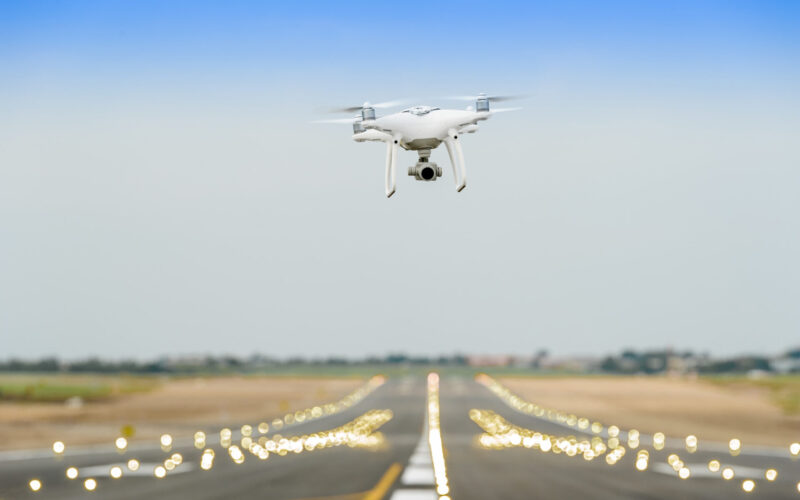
[317,94,521,197]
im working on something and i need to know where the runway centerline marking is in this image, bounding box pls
[391,373,451,500]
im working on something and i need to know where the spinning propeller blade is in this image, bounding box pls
[312,117,361,124]
[445,94,526,103]
[326,99,409,114]
[489,107,522,113]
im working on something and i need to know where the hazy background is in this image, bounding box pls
[1,1,799,359]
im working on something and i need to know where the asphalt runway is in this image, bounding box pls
[1,376,799,500]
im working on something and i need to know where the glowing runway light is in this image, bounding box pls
[220,428,232,448]
[722,467,735,480]
[627,429,640,449]
[66,467,79,479]
[154,466,166,478]
[228,445,245,464]
[790,442,800,456]
[29,479,42,491]
[765,469,777,481]
[201,449,215,470]
[115,437,128,451]
[110,466,122,479]
[729,438,741,456]
[160,434,173,448]
[635,450,649,471]
[685,435,697,453]
[708,460,720,472]
[194,431,206,449]
[52,441,65,454]
[84,478,97,491]
[678,467,691,479]
[653,432,666,450]
[742,479,755,492]
[127,459,140,471]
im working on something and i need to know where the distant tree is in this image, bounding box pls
[385,354,408,364]
[600,357,621,372]
[326,357,348,365]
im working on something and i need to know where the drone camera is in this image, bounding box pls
[408,161,442,181]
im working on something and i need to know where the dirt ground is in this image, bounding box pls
[499,376,800,447]
[0,376,363,450]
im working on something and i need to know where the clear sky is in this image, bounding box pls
[1,1,799,360]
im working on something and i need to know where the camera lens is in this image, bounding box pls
[421,167,435,180]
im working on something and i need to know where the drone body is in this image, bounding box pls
[319,94,519,197]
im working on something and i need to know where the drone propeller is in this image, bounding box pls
[327,99,409,114]
[312,117,361,124]
[489,107,522,113]
[445,94,526,103]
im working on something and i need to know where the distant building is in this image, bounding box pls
[466,355,515,367]
[539,357,597,373]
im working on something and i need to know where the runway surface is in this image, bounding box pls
[2,376,799,499]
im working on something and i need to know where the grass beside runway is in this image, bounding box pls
[0,374,160,402]
[704,374,800,415]
[0,375,366,451]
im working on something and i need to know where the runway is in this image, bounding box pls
[2,375,799,499]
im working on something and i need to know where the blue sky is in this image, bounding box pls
[1,1,799,359]
[3,1,799,103]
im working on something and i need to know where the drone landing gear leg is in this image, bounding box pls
[384,138,398,198]
[444,134,467,192]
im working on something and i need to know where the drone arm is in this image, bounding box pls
[385,137,398,198]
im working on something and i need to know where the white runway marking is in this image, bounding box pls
[389,490,438,500]
[400,465,435,485]
[409,453,432,465]
[391,427,437,499]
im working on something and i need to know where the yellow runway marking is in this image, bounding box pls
[363,462,403,500]
[296,462,403,500]
[296,494,363,500]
